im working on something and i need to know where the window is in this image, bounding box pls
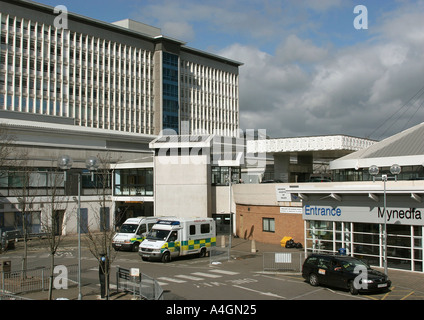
[201,224,210,234]
[136,224,147,235]
[263,218,275,233]
[211,167,240,186]
[114,168,153,196]
[189,225,196,235]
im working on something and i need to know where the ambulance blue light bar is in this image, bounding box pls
[157,220,180,225]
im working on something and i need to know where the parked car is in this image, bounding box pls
[302,253,391,295]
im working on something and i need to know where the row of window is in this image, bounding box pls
[333,166,424,182]
[0,167,244,194]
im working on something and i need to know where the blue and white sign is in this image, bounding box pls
[302,203,424,226]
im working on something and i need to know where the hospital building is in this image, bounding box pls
[1,0,423,274]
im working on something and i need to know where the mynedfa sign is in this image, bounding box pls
[303,204,424,226]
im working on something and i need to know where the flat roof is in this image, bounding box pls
[10,0,241,66]
[330,122,424,170]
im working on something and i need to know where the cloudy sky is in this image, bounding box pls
[40,0,424,140]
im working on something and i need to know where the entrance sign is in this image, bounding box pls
[303,203,424,226]
[276,186,291,202]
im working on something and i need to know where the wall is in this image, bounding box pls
[236,204,304,246]
[233,183,304,245]
[154,154,211,218]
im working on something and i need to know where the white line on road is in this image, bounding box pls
[232,285,286,299]
[175,274,204,281]
[209,269,239,276]
[192,272,222,278]
[157,277,187,283]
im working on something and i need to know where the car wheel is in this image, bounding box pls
[348,280,359,295]
[198,248,206,258]
[162,251,171,263]
[309,273,319,286]
[132,242,140,252]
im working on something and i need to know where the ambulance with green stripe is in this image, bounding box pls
[112,216,160,252]
[139,217,216,262]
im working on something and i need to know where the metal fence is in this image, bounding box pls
[115,267,163,300]
[0,264,78,295]
[210,245,230,264]
[0,292,33,300]
[263,251,306,273]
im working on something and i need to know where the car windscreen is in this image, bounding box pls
[119,224,138,234]
[146,229,170,241]
[339,259,371,272]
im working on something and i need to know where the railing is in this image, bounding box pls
[263,252,305,273]
[0,292,33,300]
[0,264,78,295]
[115,266,163,300]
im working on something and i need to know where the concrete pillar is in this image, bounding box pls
[298,153,313,181]
[273,154,290,182]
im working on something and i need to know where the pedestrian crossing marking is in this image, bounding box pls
[111,269,240,287]
[175,274,204,281]
[157,277,187,283]
[192,272,222,278]
[209,269,239,276]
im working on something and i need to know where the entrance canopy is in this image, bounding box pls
[330,122,424,170]
[247,135,375,182]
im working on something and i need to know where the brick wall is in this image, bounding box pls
[236,204,304,246]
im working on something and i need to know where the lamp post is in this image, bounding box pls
[58,155,99,300]
[369,164,401,275]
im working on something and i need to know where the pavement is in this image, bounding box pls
[3,236,424,300]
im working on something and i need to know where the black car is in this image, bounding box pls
[302,253,391,295]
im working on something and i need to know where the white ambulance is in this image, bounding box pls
[139,217,216,262]
[112,216,160,252]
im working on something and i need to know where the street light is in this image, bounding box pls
[58,155,98,300]
[369,164,401,275]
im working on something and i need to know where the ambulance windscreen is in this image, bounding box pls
[146,229,170,241]
[119,224,138,234]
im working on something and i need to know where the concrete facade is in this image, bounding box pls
[0,0,242,137]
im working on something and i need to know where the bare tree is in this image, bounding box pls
[0,124,16,175]
[11,150,38,274]
[0,124,16,254]
[40,165,70,300]
[83,152,122,300]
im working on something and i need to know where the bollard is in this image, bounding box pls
[221,235,226,248]
[251,239,256,253]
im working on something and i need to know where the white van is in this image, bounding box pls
[139,217,216,262]
[112,216,160,252]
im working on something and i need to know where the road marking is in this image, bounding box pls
[192,272,222,278]
[175,274,204,281]
[401,291,415,300]
[232,285,286,299]
[209,269,239,276]
[157,277,187,283]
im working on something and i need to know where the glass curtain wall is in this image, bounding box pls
[162,52,179,134]
[305,220,423,272]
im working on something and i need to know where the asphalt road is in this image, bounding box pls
[0,238,364,301]
[1,237,422,301]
